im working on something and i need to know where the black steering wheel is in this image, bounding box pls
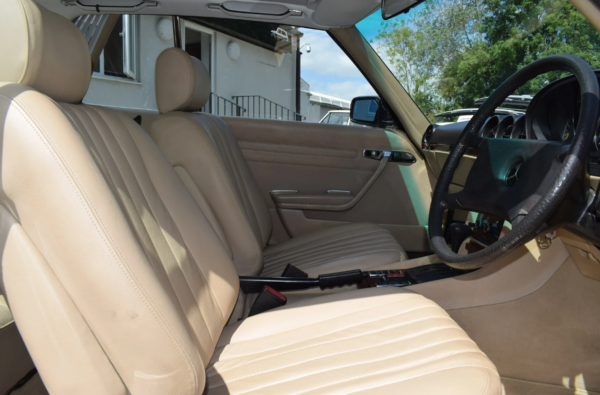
[429,54,599,269]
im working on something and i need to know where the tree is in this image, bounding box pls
[374,22,441,117]
[376,0,600,119]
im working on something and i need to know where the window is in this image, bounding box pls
[93,15,138,81]
[81,15,173,111]
[357,0,600,121]
[299,30,375,124]
[185,17,374,124]
[321,112,350,125]
[78,14,374,120]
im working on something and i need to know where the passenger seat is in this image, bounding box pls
[150,48,408,276]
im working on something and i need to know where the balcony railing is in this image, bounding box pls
[201,93,247,117]
[232,95,305,121]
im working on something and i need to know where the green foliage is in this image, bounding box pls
[375,0,600,120]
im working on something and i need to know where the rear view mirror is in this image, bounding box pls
[381,0,426,19]
[350,96,381,126]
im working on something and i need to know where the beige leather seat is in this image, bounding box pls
[0,1,502,394]
[150,48,407,277]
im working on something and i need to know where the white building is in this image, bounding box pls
[78,15,350,122]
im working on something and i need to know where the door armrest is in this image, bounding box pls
[271,192,354,209]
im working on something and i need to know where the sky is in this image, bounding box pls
[299,28,377,101]
[299,6,421,102]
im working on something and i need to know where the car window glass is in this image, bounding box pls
[357,0,600,121]
[77,15,375,127]
[329,112,349,125]
[79,15,174,112]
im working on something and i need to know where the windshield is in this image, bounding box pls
[357,0,600,120]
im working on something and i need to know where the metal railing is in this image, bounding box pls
[201,93,247,117]
[232,95,305,121]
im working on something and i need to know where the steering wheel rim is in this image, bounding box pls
[429,54,600,270]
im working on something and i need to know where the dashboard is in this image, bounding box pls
[423,71,600,176]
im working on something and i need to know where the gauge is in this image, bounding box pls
[510,116,528,139]
[481,116,500,138]
[495,115,514,138]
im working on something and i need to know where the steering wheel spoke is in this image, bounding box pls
[465,133,485,149]
[429,54,598,269]
[449,138,567,222]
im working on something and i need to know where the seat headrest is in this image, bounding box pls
[0,0,91,104]
[155,48,210,114]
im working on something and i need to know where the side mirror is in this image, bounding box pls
[350,96,391,127]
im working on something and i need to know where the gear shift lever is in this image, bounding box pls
[449,222,473,253]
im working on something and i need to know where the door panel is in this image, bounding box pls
[223,117,433,253]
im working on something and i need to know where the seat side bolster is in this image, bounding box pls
[1,207,127,395]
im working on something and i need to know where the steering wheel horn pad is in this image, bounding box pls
[429,54,599,269]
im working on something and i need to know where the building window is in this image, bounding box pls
[93,15,138,81]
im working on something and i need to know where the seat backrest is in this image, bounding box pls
[0,2,239,394]
[151,48,273,276]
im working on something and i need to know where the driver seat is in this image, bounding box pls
[0,1,502,394]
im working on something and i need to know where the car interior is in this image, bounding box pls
[0,0,600,394]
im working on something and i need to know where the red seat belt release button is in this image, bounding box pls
[248,286,287,316]
[265,286,287,302]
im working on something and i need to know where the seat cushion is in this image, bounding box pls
[261,223,407,277]
[206,287,502,395]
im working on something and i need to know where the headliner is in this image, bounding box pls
[36,0,382,29]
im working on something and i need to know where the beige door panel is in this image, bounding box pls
[223,117,433,252]
[278,208,431,252]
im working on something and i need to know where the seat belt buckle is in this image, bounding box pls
[248,286,287,316]
[281,264,308,278]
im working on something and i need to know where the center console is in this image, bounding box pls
[240,263,469,295]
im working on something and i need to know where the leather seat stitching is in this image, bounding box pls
[265,234,400,265]
[211,329,464,383]
[203,115,263,242]
[263,248,401,270]
[209,316,456,374]
[83,106,223,339]
[233,349,485,394]
[264,236,399,262]
[262,248,401,273]
[114,111,226,324]
[264,227,395,257]
[261,250,404,276]
[202,115,266,272]
[212,115,269,243]
[214,302,439,358]
[339,365,498,395]
[263,243,400,266]
[80,105,222,377]
[4,96,198,393]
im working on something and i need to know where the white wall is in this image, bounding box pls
[82,17,299,118]
[213,32,297,119]
[83,15,173,111]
